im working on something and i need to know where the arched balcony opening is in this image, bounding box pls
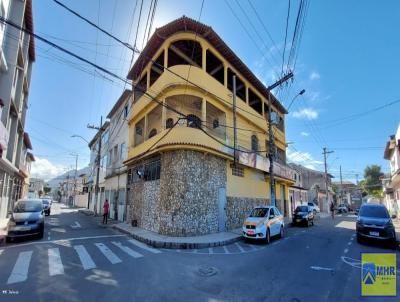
[147,104,162,138]
[251,135,259,152]
[133,73,147,103]
[206,102,226,139]
[149,50,164,87]
[227,68,246,102]
[134,118,145,146]
[165,95,203,129]
[206,50,224,86]
[168,40,202,69]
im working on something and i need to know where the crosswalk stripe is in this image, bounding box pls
[127,239,161,254]
[0,249,3,256]
[48,248,64,276]
[223,245,230,254]
[235,242,245,253]
[74,245,96,270]
[7,251,33,284]
[112,242,143,259]
[95,243,122,264]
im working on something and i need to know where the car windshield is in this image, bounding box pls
[14,200,43,213]
[295,206,308,213]
[359,206,389,218]
[250,208,268,217]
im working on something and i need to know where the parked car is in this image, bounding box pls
[242,206,284,243]
[292,205,314,227]
[337,204,348,213]
[42,199,51,216]
[6,199,45,242]
[355,207,360,215]
[43,196,53,205]
[356,203,396,248]
[307,202,320,214]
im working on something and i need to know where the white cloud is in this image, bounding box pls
[300,132,310,136]
[292,108,318,120]
[309,71,320,80]
[31,157,67,181]
[287,149,323,169]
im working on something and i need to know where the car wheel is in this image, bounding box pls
[356,234,363,244]
[279,226,284,238]
[5,236,11,243]
[265,229,270,244]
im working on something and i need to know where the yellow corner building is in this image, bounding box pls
[124,16,295,236]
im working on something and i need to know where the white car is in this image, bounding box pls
[307,202,320,213]
[242,206,284,243]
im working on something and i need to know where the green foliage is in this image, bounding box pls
[43,186,51,194]
[362,165,384,196]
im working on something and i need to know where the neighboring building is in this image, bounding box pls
[74,173,89,208]
[332,180,362,207]
[288,164,308,216]
[383,124,400,216]
[87,121,110,214]
[0,0,35,218]
[289,163,334,213]
[124,17,295,236]
[104,90,131,222]
[28,177,44,198]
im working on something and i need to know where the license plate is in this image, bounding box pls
[369,231,379,237]
[296,219,301,222]
[247,230,254,235]
[16,226,31,231]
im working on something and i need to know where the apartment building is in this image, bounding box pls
[104,90,131,222]
[288,164,308,216]
[124,17,295,236]
[0,0,35,218]
[383,124,400,215]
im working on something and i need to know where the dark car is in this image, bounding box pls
[356,203,396,248]
[292,205,314,227]
[42,199,51,216]
[6,199,45,242]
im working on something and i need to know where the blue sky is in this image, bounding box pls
[27,0,400,181]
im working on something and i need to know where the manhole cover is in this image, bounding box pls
[197,266,218,277]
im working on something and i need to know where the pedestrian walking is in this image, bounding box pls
[330,202,335,219]
[103,199,109,224]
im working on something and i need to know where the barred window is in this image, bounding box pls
[251,135,259,152]
[231,164,244,177]
[166,118,174,129]
[144,160,161,181]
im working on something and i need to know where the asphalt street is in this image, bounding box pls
[0,202,399,302]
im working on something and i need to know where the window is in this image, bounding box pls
[148,128,157,138]
[248,88,262,115]
[113,145,118,162]
[144,159,161,181]
[276,148,286,164]
[269,208,275,217]
[166,118,174,129]
[251,135,259,152]
[231,164,244,177]
[107,150,112,166]
[150,50,164,86]
[187,114,202,129]
[206,50,224,85]
[227,68,246,101]
[135,118,145,146]
[168,40,202,68]
[120,142,127,161]
[123,105,128,119]
[133,73,147,102]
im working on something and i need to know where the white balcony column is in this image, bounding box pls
[202,46,207,71]
[201,98,207,128]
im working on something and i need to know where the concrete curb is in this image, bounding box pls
[78,209,94,216]
[111,224,242,249]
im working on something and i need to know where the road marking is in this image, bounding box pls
[7,251,33,284]
[208,247,214,254]
[348,242,352,246]
[235,242,245,252]
[350,237,354,241]
[0,249,3,256]
[71,221,81,229]
[344,248,349,254]
[127,239,161,254]
[95,243,122,264]
[74,245,96,270]
[111,242,143,259]
[223,245,230,254]
[310,266,334,271]
[48,248,64,276]
[1,234,126,249]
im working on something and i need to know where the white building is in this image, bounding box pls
[0,0,35,217]
[104,90,131,222]
[383,124,400,216]
[288,164,308,217]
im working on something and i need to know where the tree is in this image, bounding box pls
[362,165,384,197]
[43,186,51,195]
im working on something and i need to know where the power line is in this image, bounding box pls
[282,0,291,76]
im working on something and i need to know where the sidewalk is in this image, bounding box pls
[392,218,400,242]
[0,218,9,243]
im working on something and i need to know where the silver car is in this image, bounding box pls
[7,199,45,242]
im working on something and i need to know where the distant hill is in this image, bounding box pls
[46,166,90,188]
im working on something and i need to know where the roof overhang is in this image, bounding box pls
[24,132,33,149]
[25,0,35,61]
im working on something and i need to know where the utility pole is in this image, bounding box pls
[340,165,343,204]
[323,147,334,212]
[72,153,78,207]
[88,116,103,216]
[232,75,237,167]
[267,72,293,206]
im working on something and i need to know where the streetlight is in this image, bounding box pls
[71,135,89,144]
[287,89,306,112]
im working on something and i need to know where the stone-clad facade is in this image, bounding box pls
[226,197,269,230]
[127,150,227,236]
